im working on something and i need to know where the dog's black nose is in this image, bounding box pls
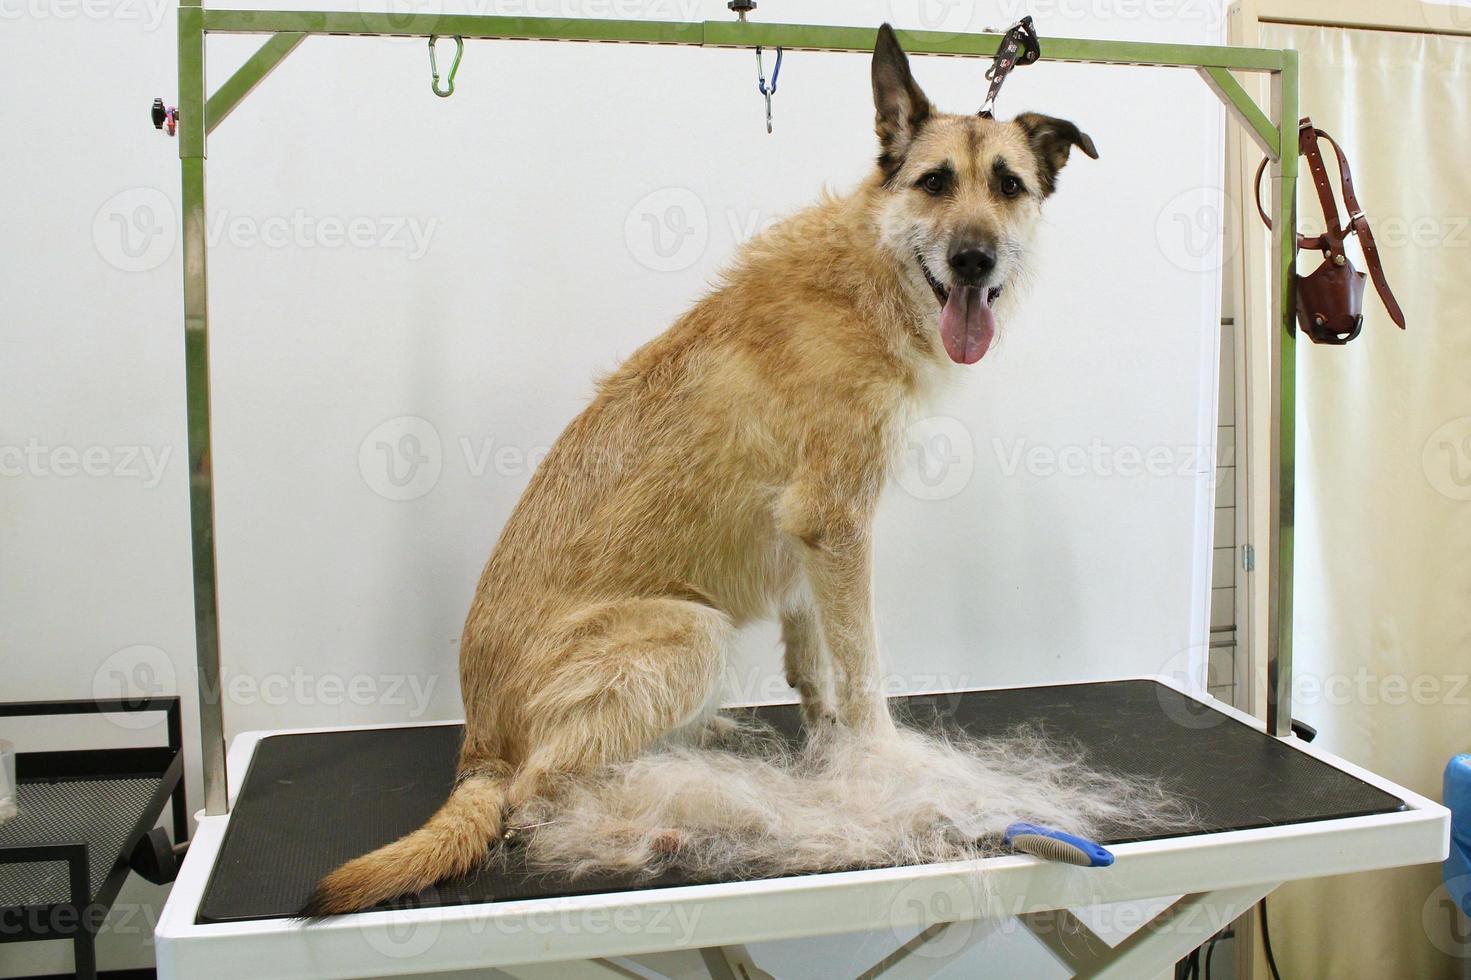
[947,244,996,283]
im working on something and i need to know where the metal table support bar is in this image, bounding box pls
[173,5,1301,814]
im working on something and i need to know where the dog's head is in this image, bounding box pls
[870,23,1097,364]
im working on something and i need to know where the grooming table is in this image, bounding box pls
[154,678,1448,979]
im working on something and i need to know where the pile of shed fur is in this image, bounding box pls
[510,717,1192,880]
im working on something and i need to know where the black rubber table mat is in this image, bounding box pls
[198,680,1406,923]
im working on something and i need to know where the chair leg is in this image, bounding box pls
[73,927,98,980]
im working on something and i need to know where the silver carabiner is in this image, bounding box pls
[755,46,782,134]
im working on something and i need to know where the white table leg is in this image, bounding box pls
[699,944,776,980]
[854,919,1001,980]
[500,958,646,979]
[1020,884,1278,978]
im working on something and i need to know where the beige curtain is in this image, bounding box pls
[1256,23,1471,980]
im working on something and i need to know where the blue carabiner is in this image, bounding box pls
[757,45,782,97]
[755,46,783,133]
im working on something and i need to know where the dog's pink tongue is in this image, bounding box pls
[939,285,996,365]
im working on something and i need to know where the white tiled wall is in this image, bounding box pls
[1209,319,1239,706]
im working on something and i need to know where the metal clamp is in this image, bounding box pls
[152,98,179,137]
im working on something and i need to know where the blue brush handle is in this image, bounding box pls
[1004,821,1115,868]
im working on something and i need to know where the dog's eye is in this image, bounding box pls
[918,171,949,196]
[1000,174,1025,198]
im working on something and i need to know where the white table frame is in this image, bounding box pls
[155,676,1449,980]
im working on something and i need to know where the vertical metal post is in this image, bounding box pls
[1265,52,1298,738]
[178,0,229,813]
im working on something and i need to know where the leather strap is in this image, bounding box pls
[1315,127,1405,328]
[1254,118,1405,329]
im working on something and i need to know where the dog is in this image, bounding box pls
[304,23,1096,916]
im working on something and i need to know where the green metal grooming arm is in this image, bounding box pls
[172,5,1300,816]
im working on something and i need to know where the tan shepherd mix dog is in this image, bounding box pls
[305,23,1095,916]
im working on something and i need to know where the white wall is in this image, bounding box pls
[0,0,1227,974]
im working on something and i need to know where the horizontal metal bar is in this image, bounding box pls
[197,12,1287,73]
[201,11,704,43]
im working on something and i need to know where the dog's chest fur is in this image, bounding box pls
[470,189,948,631]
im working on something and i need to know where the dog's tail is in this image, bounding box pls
[299,771,507,917]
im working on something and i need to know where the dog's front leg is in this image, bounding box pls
[778,484,894,736]
[781,605,835,727]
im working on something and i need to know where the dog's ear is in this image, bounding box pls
[1014,113,1098,195]
[872,23,932,182]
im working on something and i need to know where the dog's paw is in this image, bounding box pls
[696,714,739,745]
